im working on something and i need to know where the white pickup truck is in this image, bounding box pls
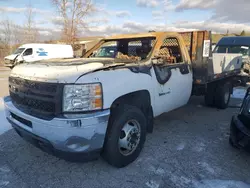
[4,31,244,167]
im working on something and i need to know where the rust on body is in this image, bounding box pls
[84,31,211,63]
[32,31,211,65]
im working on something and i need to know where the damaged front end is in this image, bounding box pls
[230,87,250,150]
[4,58,15,68]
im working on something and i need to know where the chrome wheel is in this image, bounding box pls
[118,119,141,156]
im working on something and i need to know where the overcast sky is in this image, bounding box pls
[0,0,250,40]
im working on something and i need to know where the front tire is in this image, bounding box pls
[102,105,147,168]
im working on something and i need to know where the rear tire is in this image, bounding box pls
[204,83,217,107]
[102,105,147,168]
[214,82,231,109]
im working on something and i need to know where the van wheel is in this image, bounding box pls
[102,105,147,168]
[214,82,231,109]
[204,83,217,107]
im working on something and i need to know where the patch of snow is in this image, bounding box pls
[193,142,206,152]
[135,158,142,164]
[0,98,12,135]
[0,165,10,173]
[231,88,247,99]
[155,168,165,176]
[146,180,160,188]
[176,143,185,151]
[148,165,165,176]
[198,162,215,174]
[179,176,192,185]
[169,174,192,187]
[193,179,250,188]
[0,181,9,186]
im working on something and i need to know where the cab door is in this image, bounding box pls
[152,35,193,115]
[18,48,34,62]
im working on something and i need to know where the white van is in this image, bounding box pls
[4,43,74,68]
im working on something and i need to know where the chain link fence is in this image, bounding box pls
[179,32,192,55]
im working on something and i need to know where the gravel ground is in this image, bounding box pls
[0,69,250,188]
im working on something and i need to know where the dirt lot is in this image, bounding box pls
[0,69,250,188]
[0,67,10,97]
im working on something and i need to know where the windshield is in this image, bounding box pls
[214,45,250,56]
[91,37,156,60]
[13,48,25,55]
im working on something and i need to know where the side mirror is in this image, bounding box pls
[20,54,24,61]
[15,54,25,64]
[91,50,97,57]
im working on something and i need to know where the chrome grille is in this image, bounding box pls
[9,77,63,120]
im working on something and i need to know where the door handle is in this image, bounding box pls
[159,91,170,96]
[159,88,171,96]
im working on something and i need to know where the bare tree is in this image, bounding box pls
[1,19,12,46]
[51,0,95,44]
[0,19,14,61]
[23,3,39,43]
[12,24,24,45]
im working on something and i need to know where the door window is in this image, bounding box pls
[23,48,33,56]
[157,37,183,64]
[154,37,188,84]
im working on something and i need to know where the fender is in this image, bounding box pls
[75,67,155,110]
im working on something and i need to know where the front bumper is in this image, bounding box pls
[230,115,250,150]
[4,96,110,161]
[3,60,14,68]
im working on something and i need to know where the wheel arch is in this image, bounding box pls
[109,90,154,133]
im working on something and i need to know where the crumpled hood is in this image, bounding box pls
[10,59,106,83]
[5,54,18,60]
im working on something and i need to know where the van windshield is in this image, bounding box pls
[13,48,25,55]
[91,37,156,60]
[214,45,250,56]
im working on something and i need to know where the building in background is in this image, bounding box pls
[74,37,103,57]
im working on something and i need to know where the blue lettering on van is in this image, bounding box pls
[36,48,48,56]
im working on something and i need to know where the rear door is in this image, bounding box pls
[152,34,193,115]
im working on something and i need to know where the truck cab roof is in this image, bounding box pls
[104,32,183,40]
[217,36,250,46]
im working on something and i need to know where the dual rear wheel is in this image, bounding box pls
[204,81,232,109]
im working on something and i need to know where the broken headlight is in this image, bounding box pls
[63,83,103,112]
